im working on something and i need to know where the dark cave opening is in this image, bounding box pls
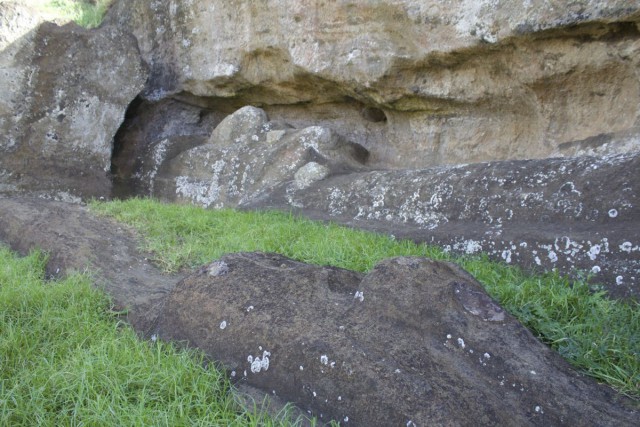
[110,95,144,200]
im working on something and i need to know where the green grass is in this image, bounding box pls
[90,198,640,399]
[0,246,303,426]
[29,0,113,28]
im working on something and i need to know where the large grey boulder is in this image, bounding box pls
[0,15,147,198]
[107,0,640,168]
[154,252,638,426]
[251,152,640,300]
[144,106,368,208]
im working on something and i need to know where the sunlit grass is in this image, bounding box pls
[91,198,640,399]
[0,246,305,426]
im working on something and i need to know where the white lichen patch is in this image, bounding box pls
[207,260,229,276]
[248,350,271,373]
[587,244,601,261]
[619,241,640,253]
[294,162,330,190]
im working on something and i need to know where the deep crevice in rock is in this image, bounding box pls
[109,96,224,199]
[111,95,144,199]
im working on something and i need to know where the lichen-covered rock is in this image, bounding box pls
[294,162,330,190]
[154,252,638,426]
[0,17,146,198]
[107,0,640,168]
[110,98,225,198]
[251,152,640,299]
[146,106,368,207]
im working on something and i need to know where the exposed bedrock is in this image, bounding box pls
[114,105,369,205]
[155,252,638,426]
[1,198,637,424]
[106,0,640,168]
[0,4,147,199]
[127,104,639,300]
[252,152,640,300]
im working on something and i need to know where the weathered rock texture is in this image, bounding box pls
[139,104,639,300]
[107,0,640,168]
[1,197,637,424]
[0,9,146,198]
[155,252,638,426]
[253,152,640,300]
[141,106,369,207]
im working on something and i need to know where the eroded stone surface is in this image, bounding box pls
[0,196,174,331]
[251,152,640,299]
[0,15,147,198]
[154,252,638,426]
[0,197,637,424]
[106,0,640,168]
[145,106,368,207]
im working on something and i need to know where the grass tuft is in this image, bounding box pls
[91,198,640,399]
[0,246,300,425]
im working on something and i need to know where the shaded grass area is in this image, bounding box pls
[30,0,113,28]
[91,198,640,399]
[0,246,300,426]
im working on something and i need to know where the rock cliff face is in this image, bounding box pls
[2,0,637,292]
[1,2,640,422]
[108,0,640,169]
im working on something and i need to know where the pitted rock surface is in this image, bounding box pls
[0,197,637,425]
[154,252,638,426]
[143,106,368,208]
[0,17,147,198]
[252,152,640,299]
[106,0,640,168]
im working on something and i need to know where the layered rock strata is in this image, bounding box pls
[106,0,640,168]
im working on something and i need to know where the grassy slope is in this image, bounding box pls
[0,247,297,426]
[91,198,639,399]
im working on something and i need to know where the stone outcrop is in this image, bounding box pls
[129,103,639,299]
[251,152,640,300]
[107,0,640,168]
[0,10,146,198]
[126,106,368,207]
[154,252,638,426]
[1,197,637,424]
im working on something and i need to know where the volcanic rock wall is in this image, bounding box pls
[107,0,640,169]
[1,0,639,294]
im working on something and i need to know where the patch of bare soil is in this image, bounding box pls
[0,196,177,332]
